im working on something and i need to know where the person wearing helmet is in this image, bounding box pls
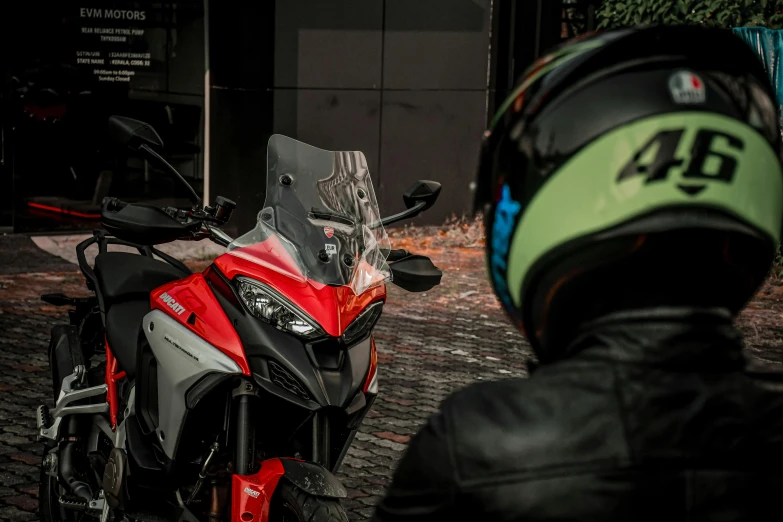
[373,25,783,521]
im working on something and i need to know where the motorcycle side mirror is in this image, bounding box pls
[108,115,164,152]
[403,180,441,212]
[379,180,442,227]
[389,254,443,293]
[108,115,201,208]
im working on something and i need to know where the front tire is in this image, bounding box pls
[270,482,349,522]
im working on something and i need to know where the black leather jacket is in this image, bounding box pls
[373,309,783,521]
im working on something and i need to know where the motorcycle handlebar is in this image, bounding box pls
[386,249,411,262]
[102,199,419,256]
[102,197,229,242]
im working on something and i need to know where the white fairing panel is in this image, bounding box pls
[142,310,242,459]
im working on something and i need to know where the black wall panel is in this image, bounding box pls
[208,1,272,90]
[208,0,494,233]
[274,0,383,89]
[379,91,487,225]
[208,88,272,236]
[168,3,206,96]
[272,90,381,186]
[382,0,490,90]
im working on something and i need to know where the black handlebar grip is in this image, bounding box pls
[102,197,126,212]
[387,249,410,262]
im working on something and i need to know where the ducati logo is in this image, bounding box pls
[244,487,260,498]
[323,227,334,238]
[159,292,186,316]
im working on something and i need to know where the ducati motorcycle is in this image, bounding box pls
[36,116,443,522]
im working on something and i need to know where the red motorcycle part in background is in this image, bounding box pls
[363,336,378,394]
[150,274,251,376]
[214,237,387,338]
[104,338,126,431]
[231,458,286,522]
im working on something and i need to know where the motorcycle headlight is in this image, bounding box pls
[236,277,325,339]
[342,301,384,345]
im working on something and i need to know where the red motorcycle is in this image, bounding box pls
[37,116,442,522]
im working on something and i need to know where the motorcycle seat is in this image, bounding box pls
[105,299,149,379]
[96,252,189,379]
[94,252,189,304]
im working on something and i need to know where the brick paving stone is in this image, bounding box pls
[3,496,38,512]
[0,236,75,276]
[352,507,376,520]
[0,473,27,487]
[345,488,369,499]
[6,455,39,467]
[346,448,375,460]
[341,456,374,470]
[1,464,36,479]
[359,484,386,496]
[0,435,30,448]
[15,484,38,497]
[0,505,38,522]
[372,432,411,445]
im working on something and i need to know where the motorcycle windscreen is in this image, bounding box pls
[228,135,392,296]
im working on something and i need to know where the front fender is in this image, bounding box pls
[279,458,347,499]
[231,458,347,522]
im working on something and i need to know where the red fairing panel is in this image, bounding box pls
[150,274,251,376]
[231,458,285,522]
[214,240,386,338]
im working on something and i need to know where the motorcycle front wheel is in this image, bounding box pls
[270,482,349,522]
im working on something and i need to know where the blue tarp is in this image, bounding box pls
[733,27,783,107]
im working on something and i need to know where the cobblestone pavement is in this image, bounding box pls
[1,232,782,521]
[0,236,74,276]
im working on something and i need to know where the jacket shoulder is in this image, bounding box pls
[441,366,629,486]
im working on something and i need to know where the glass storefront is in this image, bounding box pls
[0,0,530,234]
[1,0,205,233]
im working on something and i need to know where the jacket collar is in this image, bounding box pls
[553,307,747,370]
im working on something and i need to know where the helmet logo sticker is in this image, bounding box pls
[491,185,522,312]
[669,70,706,105]
[323,226,334,238]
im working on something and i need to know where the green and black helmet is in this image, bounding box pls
[475,26,783,359]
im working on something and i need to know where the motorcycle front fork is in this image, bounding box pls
[232,380,330,476]
[234,393,257,475]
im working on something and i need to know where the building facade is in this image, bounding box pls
[0,0,566,235]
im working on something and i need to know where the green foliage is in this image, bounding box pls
[596,0,783,30]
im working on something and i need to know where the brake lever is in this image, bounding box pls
[206,225,234,247]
